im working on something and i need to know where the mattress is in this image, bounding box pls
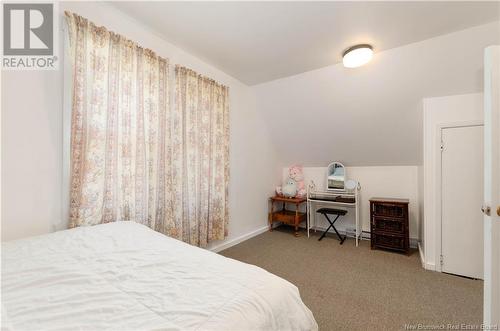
[1,222,317,331]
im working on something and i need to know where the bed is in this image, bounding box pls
[1,221,317,331]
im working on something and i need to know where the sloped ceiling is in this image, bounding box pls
[111,1,500,85]
[109,1,499,167]
[253,22,500,167]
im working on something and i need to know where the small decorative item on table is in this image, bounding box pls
[268,195,307,236]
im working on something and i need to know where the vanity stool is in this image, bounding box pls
[317,208,347,244]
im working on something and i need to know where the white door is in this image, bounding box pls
[483,45,500,328]
[441,125,484,279]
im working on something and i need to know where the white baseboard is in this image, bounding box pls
[418,242,425,268]
[417,242,436,270]
[425,262,436,270]
[209,225,269,253]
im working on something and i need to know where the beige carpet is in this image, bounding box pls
[220,227,483,331]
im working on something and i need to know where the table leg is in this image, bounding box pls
[307,200,310,238]
[294,203,299,237]
[269,200,273,232]
[314,206,317,233]
[355,192,359,247]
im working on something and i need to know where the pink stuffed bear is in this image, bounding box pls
[289,165,306,198]
[277,165,306,198]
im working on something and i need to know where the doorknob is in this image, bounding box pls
[481,205,491,216]
[497,206,500,217]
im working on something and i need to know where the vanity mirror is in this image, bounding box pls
[326,162,345,191]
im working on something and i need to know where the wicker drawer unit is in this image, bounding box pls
[369,198,410,255]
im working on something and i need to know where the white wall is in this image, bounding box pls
[1,2,494,259]
[422,93,484,270]
[2,70,63,240]
[253,22,498,258]
[1,2,278,244]
[282,166,420,242]
[253,21,499,167]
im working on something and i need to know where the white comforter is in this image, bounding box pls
[2,222,317,331]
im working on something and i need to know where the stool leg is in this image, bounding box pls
[318,213,335,241]
[318,213,346,244]
[329,214,346,244]
[318,222,334,241]
[332,222,346,245]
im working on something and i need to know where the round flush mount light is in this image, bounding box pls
[342,44,373,68]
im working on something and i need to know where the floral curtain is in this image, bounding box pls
[65,12,229,247]
[173,66,230,246]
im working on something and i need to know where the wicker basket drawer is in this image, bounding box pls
[372,233,406,251]
[372,203,406,218]
[372,216,405,234]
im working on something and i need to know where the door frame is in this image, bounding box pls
[483,44,500,327]
[434,120,484,273]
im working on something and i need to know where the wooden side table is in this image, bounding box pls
[268,196,307,236]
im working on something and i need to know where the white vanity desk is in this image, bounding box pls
[306,162,362,246]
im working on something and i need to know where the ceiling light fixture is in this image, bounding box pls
[342,44,373,68]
